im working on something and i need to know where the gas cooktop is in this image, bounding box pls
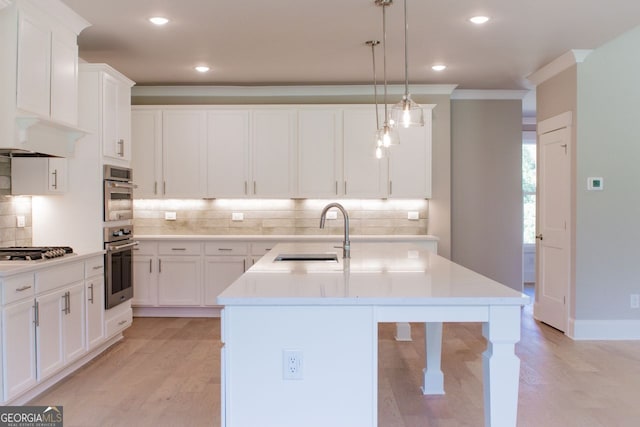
[0,246,74,261]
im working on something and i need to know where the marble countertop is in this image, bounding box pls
[0,251,105,277]
[135,234,439,242]
[217,242,528,306]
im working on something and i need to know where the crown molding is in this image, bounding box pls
[450,89,529,100]
[527,49,593,86]
[132,84,458,98]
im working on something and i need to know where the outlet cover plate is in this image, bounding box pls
[165,211,177,221]
[283,349,303,380]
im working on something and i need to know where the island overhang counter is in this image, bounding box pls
[217,242,528,427]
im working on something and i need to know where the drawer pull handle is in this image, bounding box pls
[92,265,103,270]
[171,248,186,251]
[16,285,32,292]
[118,320,128,326]
[218,248,233,251]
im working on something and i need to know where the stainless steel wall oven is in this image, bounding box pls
[104,225,138,309]
[104,165,134,222]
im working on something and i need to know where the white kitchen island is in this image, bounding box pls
[217,242,528,427]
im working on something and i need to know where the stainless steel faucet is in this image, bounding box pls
[319,202,350,258]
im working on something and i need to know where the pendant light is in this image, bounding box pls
[375,0,399,146]
[390,0,424,128]
[366,40,387,159]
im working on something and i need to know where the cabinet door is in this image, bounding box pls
[131,109,162,198]
[204,256,246,306]
[297,110,341,198]
[117,81,132,161]
[132,255,158,306]
[63,283,86,363]
[86,277,105,350]
[102,74,120,159]
[389,108,432,198]
[206,110,250,197]
[47,158,67,193]
[343,108,387,197]
[50,29,78,126]
[157,257,202,306]
[251,109,296,197]
[2,299,37,400]
[16,9,51,117]
[162,111,207,198]
[36,289,65,380]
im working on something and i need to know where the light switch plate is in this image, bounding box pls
[16,215,25,228]
[408,211,419,220]
[165,211,177,220]
[326,211,338,220]
[232,212,244,221]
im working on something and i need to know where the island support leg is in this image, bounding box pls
[482,306,521,427]
[421,322,445,395]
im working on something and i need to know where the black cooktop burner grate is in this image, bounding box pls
[0,246,73,261]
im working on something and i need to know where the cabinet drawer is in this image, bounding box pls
[133,241,157,256]
[2,273,35,305]
[204,242,248,256]
[85,256,104,278]
[36,262,84,294]
[105,308,133,338]
[158,241,201,255]
[251,241,279,256]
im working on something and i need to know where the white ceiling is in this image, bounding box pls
[62,0,640,91]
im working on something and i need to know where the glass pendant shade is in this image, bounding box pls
[377,124,399,148]
[391,94,424,128]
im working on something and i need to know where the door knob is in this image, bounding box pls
[535,234,543,241]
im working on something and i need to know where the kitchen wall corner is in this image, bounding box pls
[0,158,32,246]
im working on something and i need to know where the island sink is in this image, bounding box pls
[274,253,339,262]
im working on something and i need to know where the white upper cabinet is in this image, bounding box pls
[297,109,342,198]
[389,108,433,198]
[49,28,78,125]
[162,110,207,198]
[101,70,134,161]
[251,109,296,198]
[131,109,162,198]
[206,110,250,197]
[343,107,388,198]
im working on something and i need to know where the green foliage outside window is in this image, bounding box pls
[523,144,536,244]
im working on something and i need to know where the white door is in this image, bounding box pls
[157,257,202,306]
[86,277,105,350]
[535,127,570,331]
[36,289,65,379]
[131,109,162,198]
[132,255,158,306]
[204,257,246,306]
[2,299,37,400]
[63,283,86,363]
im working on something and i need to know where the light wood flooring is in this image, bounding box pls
[30,299,640,426]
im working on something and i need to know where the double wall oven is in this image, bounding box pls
[103,165,137,309]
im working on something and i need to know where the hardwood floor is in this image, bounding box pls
[30,303,640,426]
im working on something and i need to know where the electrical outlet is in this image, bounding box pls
[408,211,419,220]
[164,211,176,221]
[232,212,244,221]
[283,350,303,380]
[16,215,25,228]
[326,211,338,220]
[631,294,640,309]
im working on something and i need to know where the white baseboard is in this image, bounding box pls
[133,306,221,318]
[568,318,640,340]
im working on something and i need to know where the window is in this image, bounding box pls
[522,140,536,244]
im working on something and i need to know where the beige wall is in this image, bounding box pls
[450,100,523,291]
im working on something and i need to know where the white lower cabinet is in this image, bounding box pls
[158,257,202,306]
[0,256,119,404]
[2,298,37,401]
[204,257,246,306]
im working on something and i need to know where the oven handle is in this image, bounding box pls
[107,182,138,190]
[107,241,140,252]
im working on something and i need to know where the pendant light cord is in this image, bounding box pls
[403,0,409,98]
[382,2,389,125]
[368,41,381,130]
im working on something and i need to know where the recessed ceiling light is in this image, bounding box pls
[195,66,210,73]
[469,16,490,25]
[432,65,447,72]
[149,17,169,26]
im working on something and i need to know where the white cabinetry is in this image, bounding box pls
[206,110,250,197]
[204,242,248,306]
[343,107,388,198]
[131,109,162,198]
[1,273,36,401]
[157,242,202,306]
[132,241,158,306]
[11,157,67,195]
[0,0,89,157]
[297,109,342,198]
[79,63,135,164]
[251,109,296,197]
[85,257,105,351]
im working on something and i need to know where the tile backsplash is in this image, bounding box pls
[134,199,429,236]
[0,156,32,246]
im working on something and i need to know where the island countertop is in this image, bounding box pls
[217,242,528,306]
